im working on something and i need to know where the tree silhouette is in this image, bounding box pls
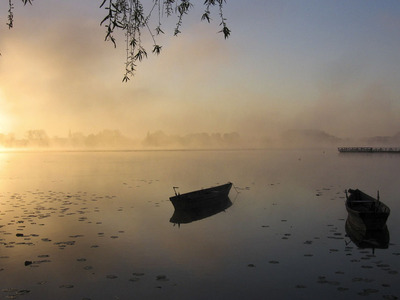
[4,0,230,81]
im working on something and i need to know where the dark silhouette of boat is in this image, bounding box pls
[170,195,232,225]
[169,182,232,210]
[345,218,389,252]
[345,188,390,231]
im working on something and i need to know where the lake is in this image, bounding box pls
[0,149,399,299]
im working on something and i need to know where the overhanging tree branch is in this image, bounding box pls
[4,0,230,81]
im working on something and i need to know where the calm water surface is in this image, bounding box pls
[0,149,399,299]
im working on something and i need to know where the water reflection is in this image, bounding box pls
[1,150,399,299]
[345,217,390,253]
[170,195,232,225]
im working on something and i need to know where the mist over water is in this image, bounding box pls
[0,149,399,299]
[2,128,400,151]
[2,2,400,298]
[2,2,400,143]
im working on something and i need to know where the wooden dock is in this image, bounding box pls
[338,147,400,153]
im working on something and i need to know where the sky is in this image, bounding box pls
[1,0,400,141]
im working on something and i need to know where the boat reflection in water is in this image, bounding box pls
[345,216,390,254]
[169,182,233,226]
[170,196,232,225]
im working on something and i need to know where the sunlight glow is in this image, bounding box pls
[0,88,12,133]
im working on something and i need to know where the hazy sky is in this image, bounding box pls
[1,0,400,140]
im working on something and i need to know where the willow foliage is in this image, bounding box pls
[5,0,230,81]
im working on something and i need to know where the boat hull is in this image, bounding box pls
[169,182,232,210]
[345,189,390,231]
[346,208,389,231]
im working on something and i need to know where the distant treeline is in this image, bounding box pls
[1,129,400,149]
[0,129,241,149]
[142,131,241,148]
[280,130,400,147]
[0,129,133,149]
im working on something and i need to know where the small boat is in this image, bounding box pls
[170,196,232,225]
[345,188,390,230]
[169,182,232,210]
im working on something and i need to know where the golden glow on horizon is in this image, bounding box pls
[0,89,12,133]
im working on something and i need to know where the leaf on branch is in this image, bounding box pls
[114,21,126,29]
[100,14,110,26]
[152,45,162,55]
[201,12,211,23]
[174,28,181,36]
[110,36,117,47]
[111,3,121,11]
[133,48,147,61]
[155,26,164,35]
[105,27,117,48]
[130,38,137,47]
[164,0,175,17]
[6,0,15,29]
[219,26,230,39]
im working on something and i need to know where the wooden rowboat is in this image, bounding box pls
[169,182,232,210]
[345,188,390,231]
